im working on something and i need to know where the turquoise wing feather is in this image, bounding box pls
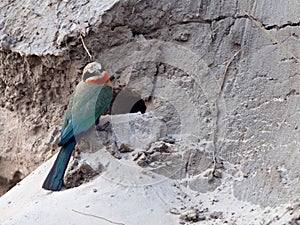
[58,82,112,146]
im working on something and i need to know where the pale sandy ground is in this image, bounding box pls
[0,148,297,225]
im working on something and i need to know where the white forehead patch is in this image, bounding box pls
[85,62,102,73]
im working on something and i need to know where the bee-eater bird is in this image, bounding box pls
[42,62,113,191]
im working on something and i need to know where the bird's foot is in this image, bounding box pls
[96,121,110,131]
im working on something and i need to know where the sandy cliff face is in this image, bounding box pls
[0,0,300,220]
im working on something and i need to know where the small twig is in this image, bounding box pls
[212,48,242,172]
[72,209,125,225]
[221,48,242,91]
[80,35,93,60]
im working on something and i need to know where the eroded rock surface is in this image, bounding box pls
[0,1,300,217]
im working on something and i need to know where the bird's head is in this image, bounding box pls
[82,62,112,86]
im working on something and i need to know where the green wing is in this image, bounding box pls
[58,82,112,145]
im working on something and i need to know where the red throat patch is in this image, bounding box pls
[86,71,110,85]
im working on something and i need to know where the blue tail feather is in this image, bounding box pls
[42,141,76,191]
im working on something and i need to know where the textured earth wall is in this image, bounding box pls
[0,0,300,212]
